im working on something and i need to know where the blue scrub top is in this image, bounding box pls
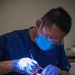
[0,28,71,75]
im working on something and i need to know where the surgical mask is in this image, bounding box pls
[35,22,57,51]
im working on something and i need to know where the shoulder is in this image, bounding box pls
[0,29,30,47]
[51,44,65,54]
[0,29,29,40]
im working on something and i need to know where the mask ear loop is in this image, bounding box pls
[36,21,43,37]
[43,27,46,34]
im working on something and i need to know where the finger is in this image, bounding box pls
[46,69,52,75]
[41,68,48,75]
[32,60,39,66]
[32,60,39,72]
[28,63,38,74]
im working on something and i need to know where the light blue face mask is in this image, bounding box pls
[35,22,56,51]
[35,35,56,51]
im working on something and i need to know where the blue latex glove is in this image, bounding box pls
[41,64,60,75]
[12,58,39,74]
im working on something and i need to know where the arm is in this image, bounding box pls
[0,60,13,74]
[0,35,13,74]
[0,58,39,75]
[0,34,39,75]
[60,70,70,75]
[59,44,71,75]
[41,64,70,75]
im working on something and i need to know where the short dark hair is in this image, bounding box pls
[42,7,72,34]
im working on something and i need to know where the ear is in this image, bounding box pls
[36,19,43,28]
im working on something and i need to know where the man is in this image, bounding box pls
[0,7,72,75]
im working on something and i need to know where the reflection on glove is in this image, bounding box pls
[12,58,39,74]
[41,64,60,75]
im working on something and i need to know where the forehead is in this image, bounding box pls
[44,24,66,42]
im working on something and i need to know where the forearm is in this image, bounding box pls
[0,60,13,74]
[60,70,70,75]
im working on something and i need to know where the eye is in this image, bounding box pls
[43,34,48,38]
[47,34,53,40]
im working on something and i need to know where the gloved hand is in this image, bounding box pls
[41,64,60,75]
[12,58,39,74]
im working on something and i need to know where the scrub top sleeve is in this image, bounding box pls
[59,44,71,71]
[0,35,6,61]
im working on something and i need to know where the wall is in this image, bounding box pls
[70,63,75,75]
[0,0,75,48]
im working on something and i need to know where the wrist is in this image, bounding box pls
[59,70,69,75]
[59,69,62,75]
[12,59,20,71]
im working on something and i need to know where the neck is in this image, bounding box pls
[29,27,37,42]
